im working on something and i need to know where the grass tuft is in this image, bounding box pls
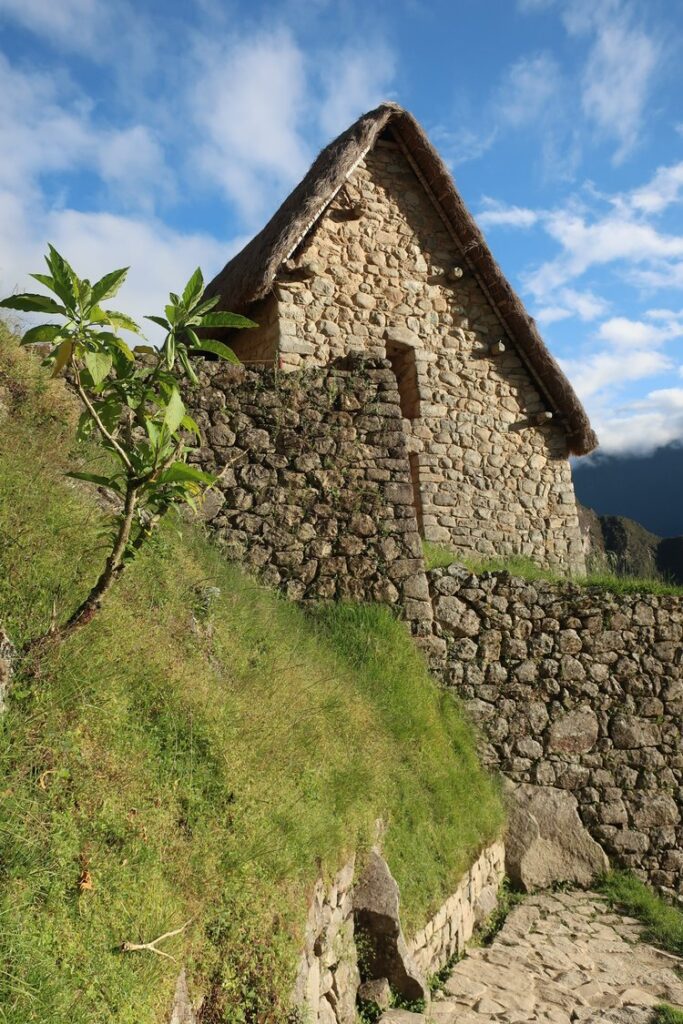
[422,540,683,596]
[598,871,683,957]
[0,327,503,1023]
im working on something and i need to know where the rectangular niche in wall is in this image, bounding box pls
[386,341,420,420]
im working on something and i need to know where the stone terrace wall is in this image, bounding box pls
[429,565,683,895]
[272,139,585,574]
[188,358,433,634]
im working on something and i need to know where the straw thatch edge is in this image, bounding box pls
[206,103,597,455]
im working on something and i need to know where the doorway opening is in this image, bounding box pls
[386,340,420,420]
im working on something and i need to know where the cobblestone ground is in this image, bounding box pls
[426,890,683,1024]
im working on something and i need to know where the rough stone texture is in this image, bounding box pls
[294,843,505,1022]
[0,626,15,714]
[505,784,609,892]
[188,358,432,636]
[430,564,683,895]
[429,890,683,1024]
[293,857,359,1024]
[353,848,427,1003]
[407,842,505,977]
[266,140,585,574]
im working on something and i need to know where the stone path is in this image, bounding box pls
[383,890,683,1024]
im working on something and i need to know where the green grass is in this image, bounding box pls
[654,1005,683,1024]
[0,328,504,1023]
[598,871,683,957]
[422,541,683,596]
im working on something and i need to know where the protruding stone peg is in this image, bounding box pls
[490,340,506,355]
[449,265,464,281]
[535,411,553,424]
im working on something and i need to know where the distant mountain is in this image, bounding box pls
[577,504,683,584]
[573,443,683,539]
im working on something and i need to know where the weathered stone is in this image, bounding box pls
[505,784,608,891]
[353,848,427,1003]
[547,708,599,755]
[358,977,392,1010]
[610,716,659,749]
[434,596,480,637]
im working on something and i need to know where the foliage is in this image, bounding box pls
[0,246,255,637]
[0,332,504,1023]
[654,1005,683,1024]
[598,871,683,956]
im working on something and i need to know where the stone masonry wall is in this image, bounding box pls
[293,843,505,1024]
[429,564,683,895]
[270,139,585,574]
[408,841,505,978]
[188,357,433,634]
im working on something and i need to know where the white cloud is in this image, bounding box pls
[478,199,539,229]
[594,387,683,454]
[0,0,105,50]
[317,45,395,138]
[192,30,311,223]
[630,161,683,215]
[494,53,563,128]
[536,287,609,323]
[561,348,672,400]
[597,315,683,348]
[0,54,168,211]
[518,0,663,164]
[0,191,242,340]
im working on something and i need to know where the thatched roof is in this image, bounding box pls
[206,102,597,455]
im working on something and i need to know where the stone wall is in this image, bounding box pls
[188,358,433,635]
[429,564,683,895]
[267,139,585,574]
[408,841,505,977]
[293,843,505,1023]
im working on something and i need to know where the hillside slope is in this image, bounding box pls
[0,329,503,1024]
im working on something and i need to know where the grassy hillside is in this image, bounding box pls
[0,328,504,1024]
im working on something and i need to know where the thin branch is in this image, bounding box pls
[120,919,192,962]
[70,356,133,471]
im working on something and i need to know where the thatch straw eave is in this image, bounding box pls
[206,102,597,455]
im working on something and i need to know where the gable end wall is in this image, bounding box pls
[272,143,585,575]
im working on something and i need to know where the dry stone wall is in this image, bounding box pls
[293,843,505,1024]
[188,358,432,634]
[408,841,505,978]
[429,564,683,895]
[271,140,585,574]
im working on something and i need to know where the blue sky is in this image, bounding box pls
[0,0,681,455]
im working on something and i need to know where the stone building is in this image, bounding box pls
[206,103,597,573]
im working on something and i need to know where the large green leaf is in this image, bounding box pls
[90,267,129,306]
[199,311,257,329]
[50,339,74,377]
[21,324,64,345]
[106,310,141,334]
[66,471,123,493]
[0,293,66,315]
[196,339,240,364]
[84,349,113,387]
[182,267,204,308]
[145,315,170,331]
[162,387,185,436]
[158,462,215,485]
[46,245,78,310]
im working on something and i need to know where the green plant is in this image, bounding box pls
[654,1005,683,1024]
[598,871,683,956]
[1,246,255,641]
